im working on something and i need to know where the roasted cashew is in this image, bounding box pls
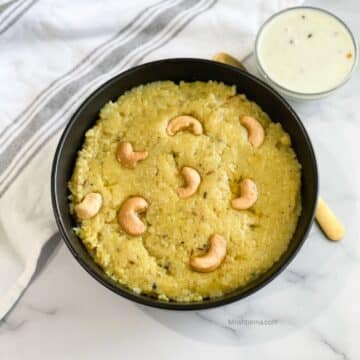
[116,142,148,168]
[118,196,148,236]
[231,178,258,210]
[240,116,265,148]
[177,166,201,198]
[75,192,102,220]
[190,234,227,273]
[167,115,203,136]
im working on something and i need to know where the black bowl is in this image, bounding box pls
[51,58,318,310]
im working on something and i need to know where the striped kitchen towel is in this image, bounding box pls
[0,0,302,319]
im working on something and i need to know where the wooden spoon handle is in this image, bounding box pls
[212,52,247,71]
[315,197,345,241]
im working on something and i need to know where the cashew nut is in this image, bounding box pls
[231,178,258,210]
[177,166,201,198]
[167,115,203,136]
[240,116,265,148]
[116,142,148,168]
[190,234,227,273]
[118,196,148,236]
[75,192,102,220]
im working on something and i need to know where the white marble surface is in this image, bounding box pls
[1,0,360,359]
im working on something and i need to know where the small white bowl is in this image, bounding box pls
[255,7,358,100]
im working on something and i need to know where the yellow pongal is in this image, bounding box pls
[69,81,301,302]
